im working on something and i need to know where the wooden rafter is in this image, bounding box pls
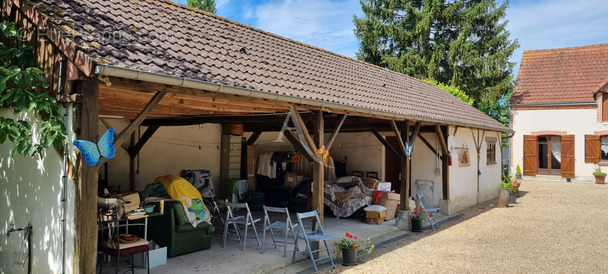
[418,133,439,157]
[128,125,160,157]
[435,124,449,155]
[284,130,315,162]
[391,120,407,155]
[371,128,400,158]
[246,131,262,145]
[325,114,347,151]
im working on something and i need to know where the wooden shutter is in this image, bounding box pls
[585,135,600,163]
[561,135,575,178]
[523,135,537,176]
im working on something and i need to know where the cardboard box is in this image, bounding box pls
[365,210,387,225]
[134,246,167,269]
[120,192,140,213]
[378,192,400,220]
[284,172,299,188]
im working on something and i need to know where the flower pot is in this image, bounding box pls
[566,177,572,183]
[411,219,422,232]
[341,247,358,266]
[509,193,516,204]
[594,175,606,184]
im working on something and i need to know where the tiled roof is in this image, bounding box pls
[512,43,608,105]
[18,0,506,131]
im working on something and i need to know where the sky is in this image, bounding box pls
[174,0,608,77]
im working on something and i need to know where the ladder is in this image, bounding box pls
[416,193,439,231]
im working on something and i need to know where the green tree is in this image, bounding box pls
[187,0,217,13]
[354,0,518,125]
[0,22,67,156]
[424,79,473,105]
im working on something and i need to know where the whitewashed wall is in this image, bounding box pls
[103,121,222,193]
[411,132,443,209]
[446,127,502,213]
[511,108,608,180]
[0,109,76,274]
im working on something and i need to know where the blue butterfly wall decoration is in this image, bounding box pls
[404,141,414,157]
[73,128,116,166]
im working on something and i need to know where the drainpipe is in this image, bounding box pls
[57,55,68,274]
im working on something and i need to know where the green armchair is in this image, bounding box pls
[147,200,215,257]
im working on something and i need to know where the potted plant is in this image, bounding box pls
[409,207,429,232]
[566,177,572,183]
[593,166,606,184]
[515,164,523,179]
[333,233,374,266]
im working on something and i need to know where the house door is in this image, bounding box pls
[385,136,402,193]
[538,136,562,175]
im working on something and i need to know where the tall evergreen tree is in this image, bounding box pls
[354,0,518,125]
[187,0,217,13]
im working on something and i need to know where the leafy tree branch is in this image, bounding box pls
[0,22,67,156]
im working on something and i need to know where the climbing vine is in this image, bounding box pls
[0,22,67,156]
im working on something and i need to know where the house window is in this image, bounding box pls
[601,136,608,161]
[486,137,497,164]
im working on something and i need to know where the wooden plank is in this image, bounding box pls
[74,78,99,273]
[325,114,347,151]
[561,135,575,178]
[371,128,401,159]
[435,124,449,155]
[246,131,262,145]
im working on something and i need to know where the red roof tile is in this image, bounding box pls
[512,43,608,105]
[16,0,506,131]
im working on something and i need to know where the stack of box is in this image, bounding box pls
[364,205,387,225]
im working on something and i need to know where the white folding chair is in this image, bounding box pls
[291,210,334,272]
[261,206,299,257]
[222,200,261,251]
[416,193,439,231]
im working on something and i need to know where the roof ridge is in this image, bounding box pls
[160,0,422,82]
[523,42,608,54]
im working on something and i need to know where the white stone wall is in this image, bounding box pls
[511,107,608,180]
[0,108,76,274]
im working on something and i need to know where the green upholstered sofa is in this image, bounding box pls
[147,200,215,257]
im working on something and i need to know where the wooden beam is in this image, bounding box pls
[128,125,160,157]
[246,131,262,145]
[409,122,421,144]
[74,78,99,273]
[441,125,450,200]
[435,124,449,155]
[114,90,167,149]
[371,128,401,159]
[311,110,324,225]
[417,133,439,157]
[290,107,318,152]
[284,130,316,162]
[129,131,136,191]
[325,114,347,151]
[391,120,406,155]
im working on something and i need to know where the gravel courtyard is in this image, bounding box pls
[322,180,608,273]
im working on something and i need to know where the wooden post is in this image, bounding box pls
[312,110,324,223]
[74,78,99,273]
[399,121,410,211]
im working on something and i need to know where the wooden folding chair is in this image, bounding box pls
[291,210,334,271]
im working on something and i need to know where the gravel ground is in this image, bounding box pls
[321,181,608,273]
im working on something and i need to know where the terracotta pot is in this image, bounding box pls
[342,247,358,266]
[595,175,606,184]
